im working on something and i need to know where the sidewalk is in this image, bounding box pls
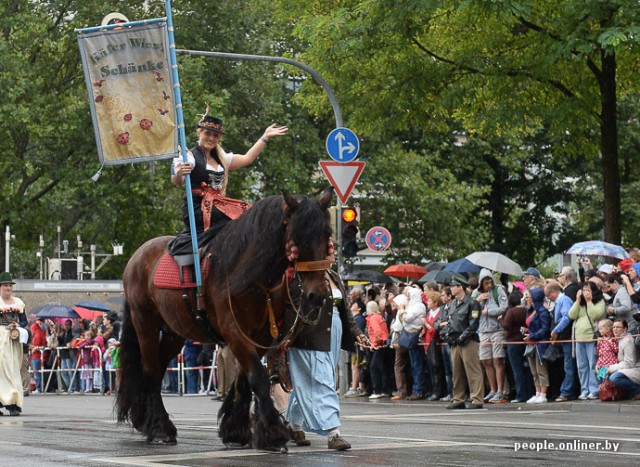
[340,395,640,413]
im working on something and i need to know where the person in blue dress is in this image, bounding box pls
[285,266,365,450]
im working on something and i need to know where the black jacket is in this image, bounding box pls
[286,269,361,352]
[563,282,580,303]
[444,293,480,346]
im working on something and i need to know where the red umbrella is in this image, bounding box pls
[383,264,427,280]
[73,306,106,321]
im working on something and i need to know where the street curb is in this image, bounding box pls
[340,396,640,413]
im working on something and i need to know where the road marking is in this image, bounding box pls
[94,434,640,466]
[0,440,21,445]
[342,413,640,433]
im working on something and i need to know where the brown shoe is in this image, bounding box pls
[287,424,311,446]
[291,430,311,446]
[406,394,424,401]
[328,435,351,450]
[555,396,569,402]
[390,395,405,400]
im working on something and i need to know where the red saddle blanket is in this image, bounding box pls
[153,253,208,289]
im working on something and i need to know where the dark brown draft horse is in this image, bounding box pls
[116,189,333,451]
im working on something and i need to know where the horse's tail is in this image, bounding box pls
[115,300,145,430]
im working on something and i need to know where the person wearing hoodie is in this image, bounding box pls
[400,286,426,400]
[29,320,46,393]
[471,269,508,404]
[523,288,552,404]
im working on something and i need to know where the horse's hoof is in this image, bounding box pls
[148,436,177,445]
[254,445,288,453]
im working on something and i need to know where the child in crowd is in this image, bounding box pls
[77,330,96,393]
[595,319,619,382]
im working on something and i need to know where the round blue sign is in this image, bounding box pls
[365,226,392,251]
[326,127,360,163]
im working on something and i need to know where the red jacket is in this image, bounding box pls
[366,313,389,347]
[422,307,441,351]
[30,322,47,359]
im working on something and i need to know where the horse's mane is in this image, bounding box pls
[207,193,330,296]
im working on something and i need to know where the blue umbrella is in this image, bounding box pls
[566,240,630,260]
[443,258,481,275]
[35,305,80,320]
[74,300,112,312]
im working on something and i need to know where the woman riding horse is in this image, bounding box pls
[171,109,288,245]
[116,188,334,452]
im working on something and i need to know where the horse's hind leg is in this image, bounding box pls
[141,335,184,444]
[247,358,289,452]
[117,301,182,444]
[218,372,253,447]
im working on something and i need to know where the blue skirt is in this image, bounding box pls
[286,310,342,435]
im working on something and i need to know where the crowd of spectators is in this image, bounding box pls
[25,312,122,395]
[24,313,236,399]
[340,255,640,407]
[17,255,640,407]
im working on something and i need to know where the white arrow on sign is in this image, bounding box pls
[319,160,366,204]
[335,131,356,160]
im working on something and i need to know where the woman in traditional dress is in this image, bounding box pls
[285,260,366,450]
[0,272,27,416]
[170,107,288,249]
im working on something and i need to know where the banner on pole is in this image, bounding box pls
[77,21,177,165]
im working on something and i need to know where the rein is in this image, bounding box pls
[225,273,303,351]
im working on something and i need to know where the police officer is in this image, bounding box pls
[445,277,485,409]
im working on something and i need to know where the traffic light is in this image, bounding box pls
[341,207,359,258]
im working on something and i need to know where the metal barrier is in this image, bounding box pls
[26,343,220,396]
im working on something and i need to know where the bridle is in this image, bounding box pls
[285,238,334,272]
[223,237,334,351]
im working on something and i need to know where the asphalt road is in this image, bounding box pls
[1,394,639,467]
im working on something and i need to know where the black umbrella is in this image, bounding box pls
[424,261,447,271]
[35,305,80,320]
[418,270,466,285]
[345,270,395,283]
[106,296,126,305]
[74,300,112,312]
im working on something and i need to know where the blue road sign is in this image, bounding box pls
[365,226,392,251]
[326,127,360,163]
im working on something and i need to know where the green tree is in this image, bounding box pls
[0,0,339,278]
[273,0,640,247]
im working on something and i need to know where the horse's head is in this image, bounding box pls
[283,187,334,308]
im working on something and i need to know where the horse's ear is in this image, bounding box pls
[319,186,334,210]
[282,190,299,213]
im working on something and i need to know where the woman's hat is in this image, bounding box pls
[0,271,15,285]
[197,115,225,134]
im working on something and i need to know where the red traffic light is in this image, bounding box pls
[342,208,357,223]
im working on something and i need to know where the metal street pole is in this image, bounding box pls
[175,48,347,278]
[4,226,10,272]
[176,49,351,394]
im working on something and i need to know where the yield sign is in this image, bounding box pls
[319,160,366,204]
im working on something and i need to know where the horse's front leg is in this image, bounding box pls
[217,372,253,447]
[246,357,290,452]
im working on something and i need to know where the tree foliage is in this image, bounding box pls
[2,0,640,280]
